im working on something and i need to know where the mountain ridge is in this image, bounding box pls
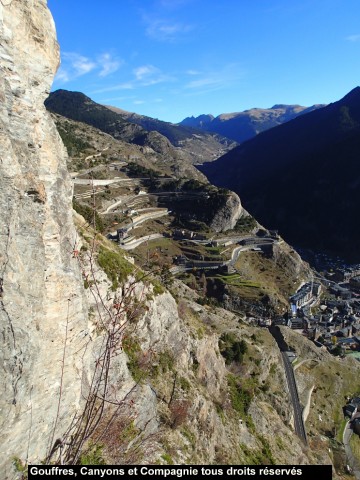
[46,90,237,169]
[199,87,360,260]
[180,103,325,143]
[105,104,230,146]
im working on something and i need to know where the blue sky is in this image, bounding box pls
[48,0,360,123]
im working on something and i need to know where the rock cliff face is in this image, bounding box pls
[209,191,243,232]
[0,0,88,471]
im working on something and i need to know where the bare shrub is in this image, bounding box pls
[169,400,190,429]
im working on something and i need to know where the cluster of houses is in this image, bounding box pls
[307,300,360,350]
[273,298,360,357]
[329,284,352,300]
[325,265,360,301]
[276,271,360,357]
[327,265,360,283]
[320,265,360,325]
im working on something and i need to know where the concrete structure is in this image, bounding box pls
[289,317,306,330]
[289,282,321,313]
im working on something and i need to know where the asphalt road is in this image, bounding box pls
[281,352,307,444]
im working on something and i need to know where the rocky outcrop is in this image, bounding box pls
[272,241,310,280]
[210,191,243,232]
[76,245,315,465]
[0,0,88,472]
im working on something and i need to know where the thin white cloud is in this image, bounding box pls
[147,20,193,41]
[134,100,145,105]
[133,64,160,81]
[142,77,167,86]
[184,63,246,95]
[90,63,173,96]
[142,10,194,42]
[54,51,123,84]
[186,77,220,89]
[346,34,360,42]
[63,52,96,76]
[98,53,123,77]
[186,69,201,76]
[133,64,174,86]
[54,53,96,84]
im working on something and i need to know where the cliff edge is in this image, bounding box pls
[0,0,88,471]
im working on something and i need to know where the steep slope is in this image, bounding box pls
[51,112,177,176]
[59,216,345,469]
[46,90,235,172]
[181,104,325,143]
[45,90,207,181]
[199,87,360,261]
[105,105,237,164]
[106,105,211,144]
[68,222,312,466]
[0,0,88,471]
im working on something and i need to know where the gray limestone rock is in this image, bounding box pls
[209,191,243,232]
[0,0,88,472]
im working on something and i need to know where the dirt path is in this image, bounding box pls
[302,385,314,423]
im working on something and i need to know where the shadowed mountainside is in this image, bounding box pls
[199,87,360,261]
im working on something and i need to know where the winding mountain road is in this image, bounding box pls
[120,233,164,250]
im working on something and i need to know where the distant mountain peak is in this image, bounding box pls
[185,114,214,120]
[180,114,214,128]
[52,89,89,100]
[337,86,360,105]
[180,103,325,143]
[271,104,301,110]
